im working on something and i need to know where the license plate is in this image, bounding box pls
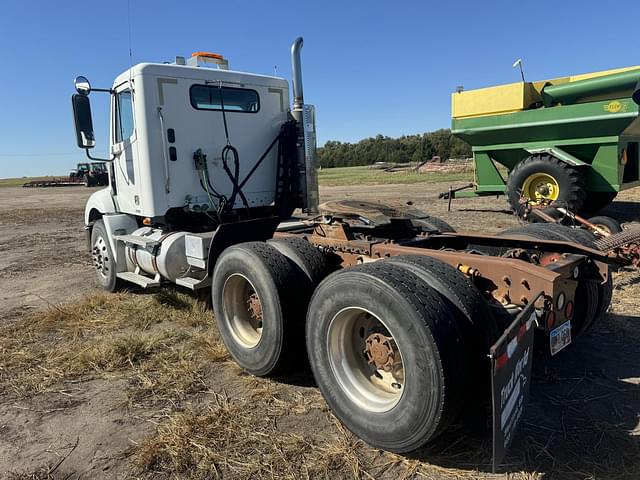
[550,321,572,355]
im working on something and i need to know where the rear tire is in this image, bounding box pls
[212,242,310,376]
[267,236,332,286]
[506,155,585,213]
[306,262,467,452]
[384,255,497,430]
[385,255,498,348]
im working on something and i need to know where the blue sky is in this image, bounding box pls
[0,0,638,178]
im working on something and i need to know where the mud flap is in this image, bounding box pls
[489,292,541,472]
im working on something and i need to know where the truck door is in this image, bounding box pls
[111,83,140,214]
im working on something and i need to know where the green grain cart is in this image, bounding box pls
[451,66,640,213]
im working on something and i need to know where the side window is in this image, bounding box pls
[115,90,134,143]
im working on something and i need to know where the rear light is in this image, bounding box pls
[565,301,574,319]
[546,311,556,330]
[556,292,566,311]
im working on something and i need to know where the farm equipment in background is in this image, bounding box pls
[70,162,109,187]
[450,66,640,214]
[22,162,108,188]
[70,38,635,470]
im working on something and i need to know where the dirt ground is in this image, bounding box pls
[0,184,639,479]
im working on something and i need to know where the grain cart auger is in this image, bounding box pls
[71,39,625,470]
[450,66,640,214]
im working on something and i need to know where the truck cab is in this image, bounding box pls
[106,62,290,218]
[71,38,317,290]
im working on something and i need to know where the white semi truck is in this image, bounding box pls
[71,38,635,468]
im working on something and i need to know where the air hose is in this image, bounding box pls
[218,84,250,211]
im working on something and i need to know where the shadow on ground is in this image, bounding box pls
[601,201,640,224]
[403,312,640,479]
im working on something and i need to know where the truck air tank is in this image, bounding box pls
[125,227,189,282]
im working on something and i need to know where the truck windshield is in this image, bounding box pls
[189,85,259,113]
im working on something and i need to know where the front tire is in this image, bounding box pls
[306,262,467,452]
[90,220,121,292]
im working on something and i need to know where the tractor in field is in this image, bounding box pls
[70,39,640,469]
[69,162,109,187]
[450,67,640,214]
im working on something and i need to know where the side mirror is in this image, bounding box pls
[633,81,640,106]
[72,94,95,148]
[74,76,91,95]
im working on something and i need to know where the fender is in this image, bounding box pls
[207,217,280,276]
[524,147,587,167]
[84,188,117,226]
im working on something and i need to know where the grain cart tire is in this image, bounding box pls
[507,155,586,213]
[306,262,467,452]
[267,236,332,286]
[587,216,623,235]
[582,192,617,213]
[212,242,310,376]
[90,219,123,292]
[498,223,599,336]
[411,216,456,233]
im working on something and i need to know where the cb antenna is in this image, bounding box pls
[127,0,133,70]
[513,58,525,82]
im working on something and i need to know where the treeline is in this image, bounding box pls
[316,129,471,168]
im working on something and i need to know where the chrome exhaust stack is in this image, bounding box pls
[290,37,319,214]
[291,37,305,111]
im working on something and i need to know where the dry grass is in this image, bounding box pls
[133,392,516,480]
[0,289,229,406]
[0,289,501,479]
[3,284,637,479]
[134,392,403,480]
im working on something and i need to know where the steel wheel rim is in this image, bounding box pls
[327,306,405,413]
[222,273,264,348]
[92,236,109,280]
[522,173,560,204]
[593,223,613,235]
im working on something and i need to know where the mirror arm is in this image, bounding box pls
[85,149,116,163]
[91,88,114,94]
